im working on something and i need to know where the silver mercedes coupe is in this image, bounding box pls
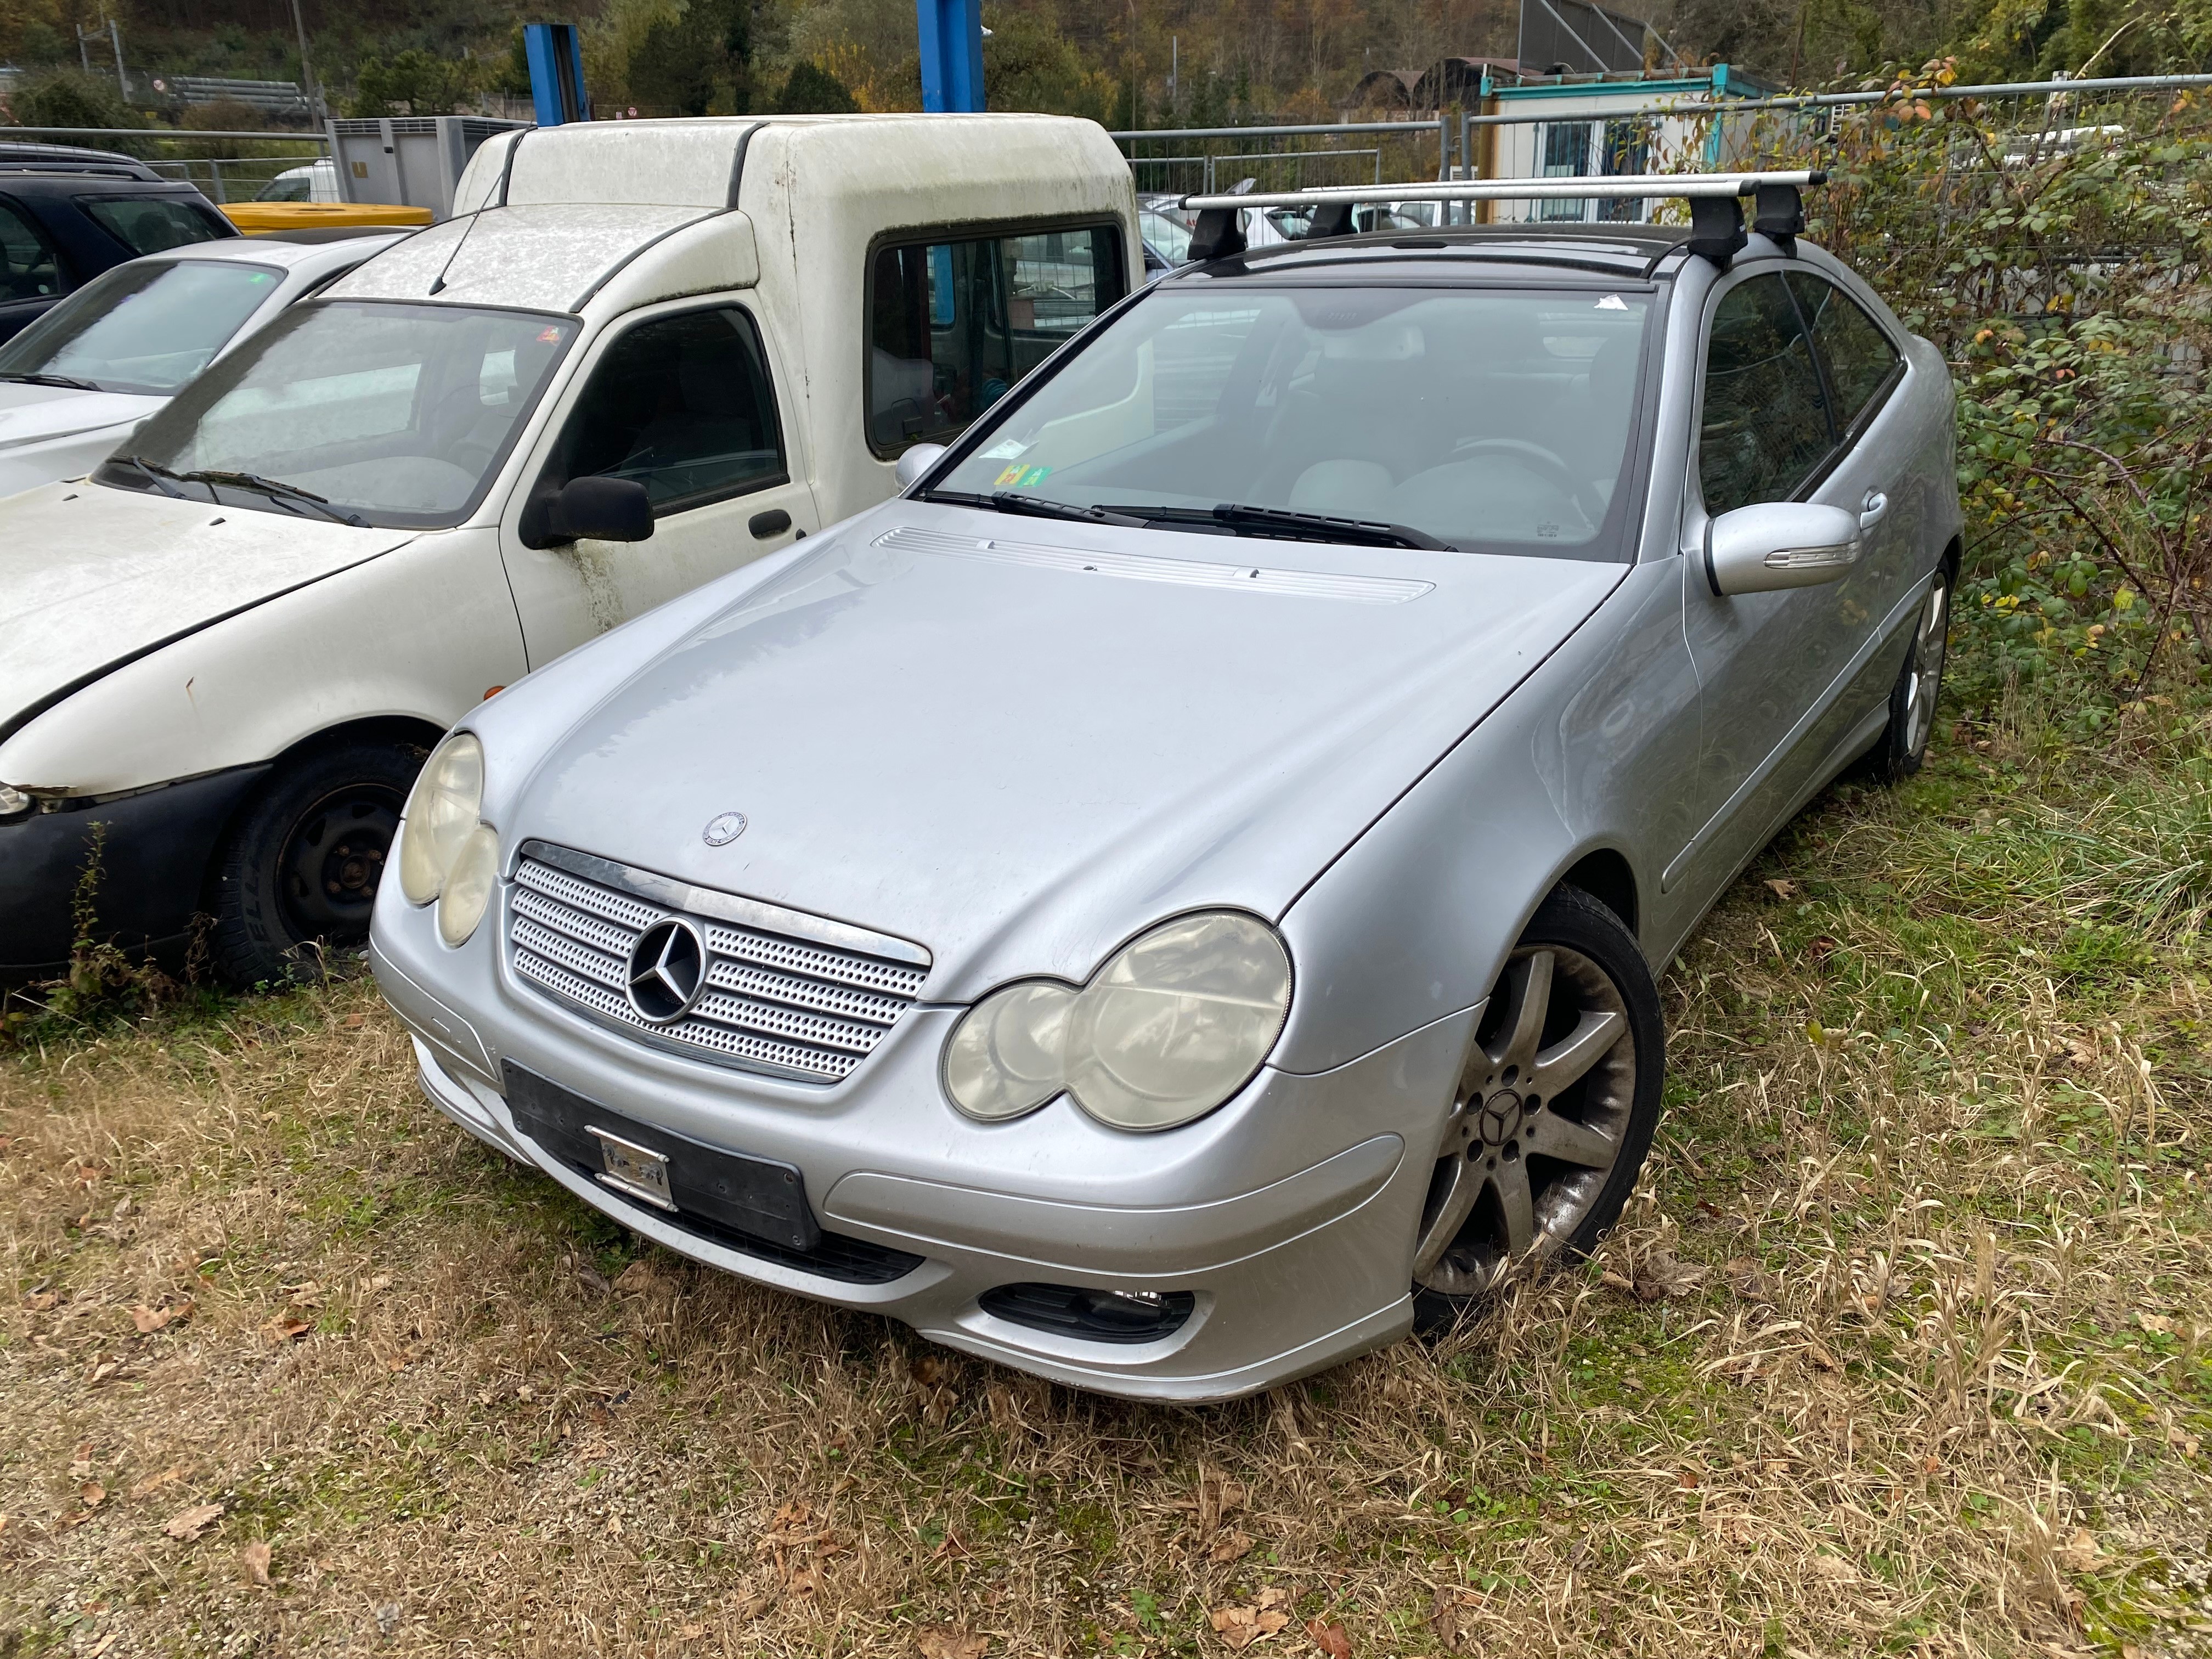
[370,178,1960,1401]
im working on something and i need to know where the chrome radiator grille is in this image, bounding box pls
[505,845,930,1084]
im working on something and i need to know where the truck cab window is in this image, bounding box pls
[545,307,787,514]
[867,223,1124,455]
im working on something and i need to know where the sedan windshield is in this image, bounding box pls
[98,300,577,528]
[929,284,1653,560]
[0,258,280,394]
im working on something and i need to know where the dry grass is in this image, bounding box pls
[4,699,2210,1658]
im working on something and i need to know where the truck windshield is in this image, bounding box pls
[928,284,1653,560]
[0,258,280,394]
[98,300,578,528]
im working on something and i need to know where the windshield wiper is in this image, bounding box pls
[174,468,369,527]
[0,371,100,391]
[115,454,189,499]
[922,488,1146,528]
[1124,503,1452,551]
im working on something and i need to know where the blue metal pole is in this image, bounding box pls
[917,0,985,112]
[524,23,588,126]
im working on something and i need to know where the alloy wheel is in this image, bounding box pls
[1901,575,1949,760]
[1412,943,1639,1297]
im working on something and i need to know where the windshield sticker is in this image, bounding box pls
[979,437,1029,460]
[1595,295,1629,312]
[994,463,1053,488]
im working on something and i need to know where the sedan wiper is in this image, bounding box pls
[1125,503,1452,551]
[922,488,1146,528]
[175,467,368,527]
[0,371,100,391]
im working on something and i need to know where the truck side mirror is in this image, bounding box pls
[895,442,947,491]
[1702,501,1861,597]
[520,476,653,549]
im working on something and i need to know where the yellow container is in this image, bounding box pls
[219,201,435,233]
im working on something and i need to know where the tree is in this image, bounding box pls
[348,49,479,118]
[771,60,861,111]
[3,71,153,155]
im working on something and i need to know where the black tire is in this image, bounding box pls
[1410,884,1664,1330]
[210,737,425,988]
[1869,567,1953,784]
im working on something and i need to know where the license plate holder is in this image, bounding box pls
[588,1125,676,1211]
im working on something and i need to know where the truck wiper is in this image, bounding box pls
[0,371,100,391]
[1124,502,1452,551]
[922,488,1146,527]
[175,467,369,527]
[116,454,189,498]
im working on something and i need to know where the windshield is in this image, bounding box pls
[929,284,1654,560]
[99,300,578,528]
[0,258,280,393]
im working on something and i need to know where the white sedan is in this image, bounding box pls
[0,232,405,498]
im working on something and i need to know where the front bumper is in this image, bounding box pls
[372,889,1474,1402]
[0,764,267,977]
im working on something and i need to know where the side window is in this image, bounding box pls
[1699,272,1834,517]
[545,308,786,514]
[1786,272,1902,434]
[78,197,227,255]
[866,222,1126,454]
[0,201,62,302]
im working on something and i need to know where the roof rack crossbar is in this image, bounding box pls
[1177,169,1825,214]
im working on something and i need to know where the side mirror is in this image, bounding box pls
[520,475,653,549]
[1703,501,1861,596]
[895,442,947,491]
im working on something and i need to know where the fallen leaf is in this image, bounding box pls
[365,1273,393,1294]
[914,1626,989,1659]
[679,1623,706,1640]
[129,1466,185,1500]
[285,1280,324,1308]
[1210,1528,1257,1563]
[241,1539,272,1584]
[1210,1601,1291,1649]
[342,1013,366,1029]
[1806,1342,1841,1372]
[1632,1249,1706,1302]
[22,1291,57,1312]
[89,1361,120,1383]
[2056,1529,2102,1572]
[131,1300,192,1334]
[1427,1587,1481,1652]
[613,1261,665,1295]
[80,1481,106,1508]
[263,1316,311,1346]
[910,1353,950,1387]
[1809,1553,1857,1582]
[163,1501,223,1541]
[1676,1470,1699,1491]
[1764,878,1796,900]
[1305,1618,1353,1658]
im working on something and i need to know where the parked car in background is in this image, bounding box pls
[0,232,404,497]
[0,114,1138,988]
[0,142,167,181]
[253,160,340,203]
[0,163,234,343]
[1138,188,1292,270]
[368,180,1960,1401]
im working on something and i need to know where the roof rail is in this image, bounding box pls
[1180,169,1826,268]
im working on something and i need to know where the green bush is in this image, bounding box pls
[2,70,154,156]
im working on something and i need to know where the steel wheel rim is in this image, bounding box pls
[1413,943,1637,1297]
[276,785,402,947]
[1903,577,1948,758]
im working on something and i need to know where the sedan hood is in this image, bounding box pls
[510,501,1625,998]
[0,481,416,744]
[0,382,164,454]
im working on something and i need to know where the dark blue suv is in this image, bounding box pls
[0,144,235,343]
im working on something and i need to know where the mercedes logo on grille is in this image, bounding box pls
[625,918,706,1024]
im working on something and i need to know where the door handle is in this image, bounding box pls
[749,507,793,540]
[1858,490,1889,529]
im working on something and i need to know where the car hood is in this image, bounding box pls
[0,481,417,744]
[507,501,1626,1001]
[0,382,165,455]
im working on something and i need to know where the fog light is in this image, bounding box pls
[978,1282,1195,1344]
